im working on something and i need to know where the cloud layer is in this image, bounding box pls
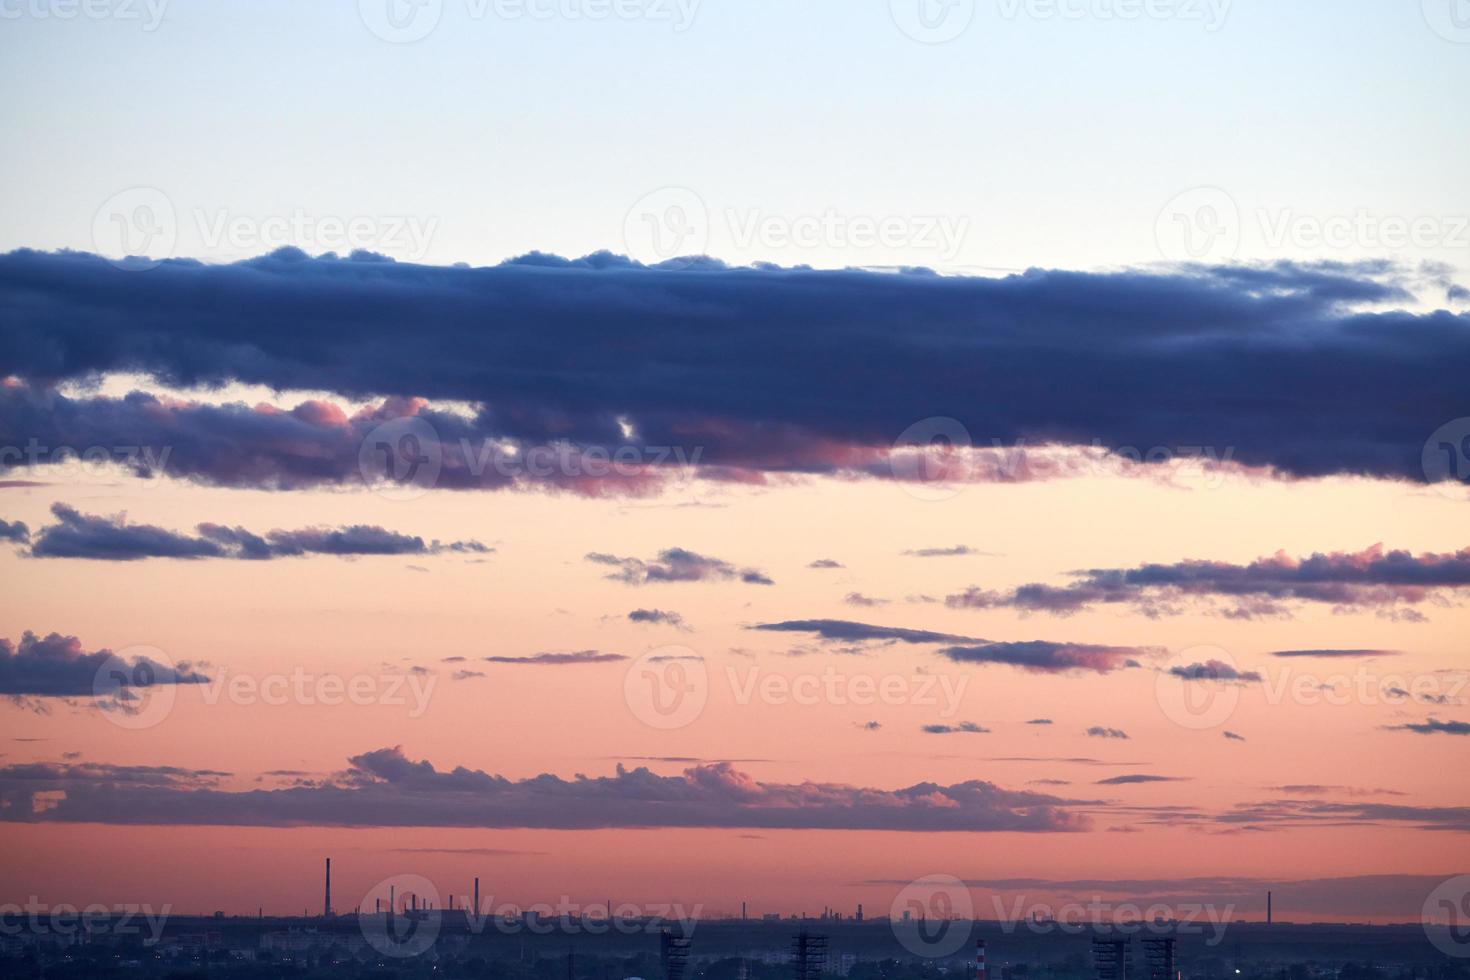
[0,747,1089,832]
[0,632,209,698]
[15,504,487,561]
[2,250,1465,494]
[946,544,1470,618]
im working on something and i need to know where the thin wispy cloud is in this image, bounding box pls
[16,504,488,561]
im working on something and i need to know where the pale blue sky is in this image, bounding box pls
[2,0,1466,277]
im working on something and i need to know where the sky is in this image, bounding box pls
[1,0,1469,929]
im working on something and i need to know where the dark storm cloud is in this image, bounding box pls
[946,545,1470,618]
[0,632,209,697]
[1,249,1465,492]
[15,504,487,561]
[587,548,772,586]
[0,746,1090,832]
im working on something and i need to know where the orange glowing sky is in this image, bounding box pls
[3,439,1467,923]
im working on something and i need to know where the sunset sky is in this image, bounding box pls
[2,0,1469,927]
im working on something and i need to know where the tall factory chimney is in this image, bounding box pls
[1267,891,1272,926]
[324,858,332,918]
[475,877,480,915]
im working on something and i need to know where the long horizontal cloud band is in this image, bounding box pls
[2,249,1467,489]
[945,544,1470,617]
[0,747,1089,832]
[8,503,488,561]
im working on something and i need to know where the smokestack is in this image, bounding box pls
[975,939,987,980]
[475,877,480,915]
[324,858,332,918]
[742,902,747,921]
[1267,891,1272,926]
[390,885,396,916]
